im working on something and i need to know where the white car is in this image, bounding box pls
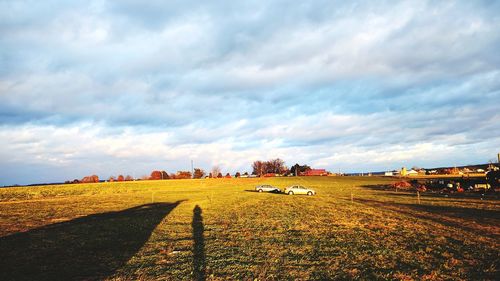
[255,184,281,193]
[284,185,316,196]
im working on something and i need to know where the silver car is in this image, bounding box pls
[255,184,281,193]
[284,185,316,196]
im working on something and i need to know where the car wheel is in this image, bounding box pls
[307,191,313,196]
[288,191,294,195]
[258,189,263,193]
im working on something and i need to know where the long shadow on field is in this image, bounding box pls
[355,198,500,238]
[192,205,206,281]
[360,184,500,200]
[0,201,182,281]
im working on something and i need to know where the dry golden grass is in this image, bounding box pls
[0,176,498,280]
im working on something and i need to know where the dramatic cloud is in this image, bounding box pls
[1,1,499,185]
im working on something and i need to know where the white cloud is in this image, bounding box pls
[1,0,500,184]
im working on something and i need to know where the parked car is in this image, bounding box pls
[255,184,281,193]
[284,185,316,196]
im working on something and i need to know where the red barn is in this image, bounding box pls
[303,169,327,176]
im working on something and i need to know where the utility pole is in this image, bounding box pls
[191,159,194,179]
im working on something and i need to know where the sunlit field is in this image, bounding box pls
[1,177,498,280]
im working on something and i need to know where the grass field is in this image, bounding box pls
[0,177,499,280]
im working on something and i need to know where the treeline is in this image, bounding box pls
[65,159,316,184]
[65,175,99,184]
[148,170,197,180]
[147,168,247,180]
[108,175,134,182]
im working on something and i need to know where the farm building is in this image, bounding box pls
[303,169,328,176]
[407,169,419,176]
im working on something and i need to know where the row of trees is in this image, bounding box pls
[149,170,194,180]
[67,160,314,184]
[65,174,99,184]
[108,175,134,182]
[148,168,244,179]
[207,166,244,178]
[147,166,254,180]
[207,172,246,178]
[148,168,208,180]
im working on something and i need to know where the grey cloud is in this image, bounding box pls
[1,1,500,184]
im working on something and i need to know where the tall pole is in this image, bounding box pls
[191,159,194,179]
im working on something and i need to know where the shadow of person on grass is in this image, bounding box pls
[192,205,206,281]
[359,184,500,200]
[0,201,183,281]
[355,198,500,238]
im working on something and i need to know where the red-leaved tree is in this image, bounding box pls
[176,171,192,179]
[81,175,99,183]
[150,171,162,180]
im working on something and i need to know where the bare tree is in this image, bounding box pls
[268,158,287,174]
[253,159,288,175]
[252,161,265,176]
[211,166,221,178]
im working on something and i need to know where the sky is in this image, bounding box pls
[1,1,500,185]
